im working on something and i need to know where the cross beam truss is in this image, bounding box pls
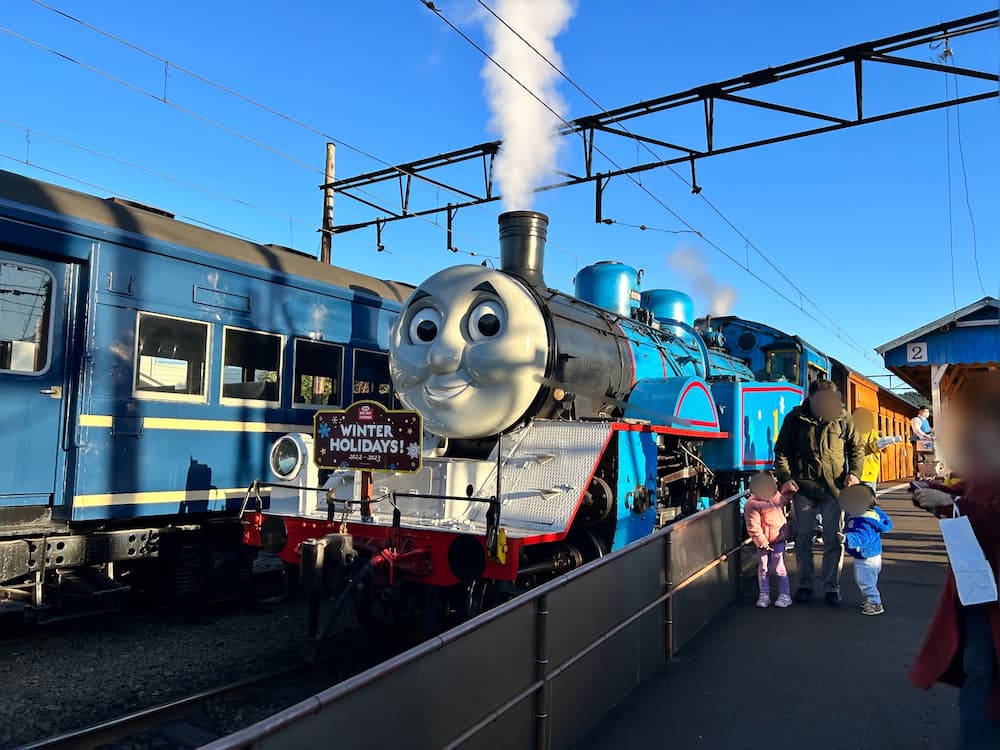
[329,11,998,234]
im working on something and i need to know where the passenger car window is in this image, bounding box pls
[293,339,343,407]
[135,312,209,398]
[352,349,397,408]
[222,327,281,403]
[0,262,52,374]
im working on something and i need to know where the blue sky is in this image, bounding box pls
[1,0,997,380]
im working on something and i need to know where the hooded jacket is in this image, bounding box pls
[773,401,865,501]
[843,506,893,559]
[744,491,791,549]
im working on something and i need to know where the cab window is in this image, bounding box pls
[293,339,343,408]
[135,312,209,399]
[766,350,799,383]
[0,262,52,374]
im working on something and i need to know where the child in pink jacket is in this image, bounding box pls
[745,472,794,608]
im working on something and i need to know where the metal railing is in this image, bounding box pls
[203,492,749,750]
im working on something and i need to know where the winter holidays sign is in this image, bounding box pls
[313,401,422,472]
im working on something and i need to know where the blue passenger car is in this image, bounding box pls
[0,170,409,620]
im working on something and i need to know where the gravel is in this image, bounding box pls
[0,578,385,749]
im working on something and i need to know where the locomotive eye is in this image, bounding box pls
[408,308,442,344]
[467,302,505,341]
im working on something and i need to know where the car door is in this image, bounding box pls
[0,249,72,507]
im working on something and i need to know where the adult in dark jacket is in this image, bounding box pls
[774,379,864,606]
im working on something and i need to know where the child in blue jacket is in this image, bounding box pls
[839,484,894,616]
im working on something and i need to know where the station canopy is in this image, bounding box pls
[876,297,999,408]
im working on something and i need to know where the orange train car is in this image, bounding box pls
[832,362,918,483]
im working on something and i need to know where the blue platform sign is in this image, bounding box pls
[314,400,422,472]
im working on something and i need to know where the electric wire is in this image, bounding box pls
[0,151,261,240]
[431,1,884,367]
[947,57,987,297]
[19,1,584,266]
[0,117,321,231]
[0,23,320,174]
[473,0,876,360]
[0,22,500,264]
[0,149,453,277]
[943,63,959,310]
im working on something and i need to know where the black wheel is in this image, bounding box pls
[353,579,425,637]
[581,476,615,523]
[567,527,609,563]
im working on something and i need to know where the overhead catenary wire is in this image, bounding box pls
[942,51,959,310]
[0,117,321,231]
[431,0,884,368]
[0,149,463,278]
[19,1,586,267]
[473,0,876,360]
[0,150,259,241]
[946,55,987,297]
[0,20,503,263]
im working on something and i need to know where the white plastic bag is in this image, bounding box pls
[940,501,999,606]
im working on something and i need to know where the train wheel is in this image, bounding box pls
[581,476,615,523]
[353,579,424,637]
[567,527,609,563]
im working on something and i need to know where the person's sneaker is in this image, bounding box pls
[794,587,813,603]
[861,600,885,616]
[824,591,844,607]
[756,593,771,608]
[774,593,793,608]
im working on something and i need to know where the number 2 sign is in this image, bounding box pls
[906,342,928,363]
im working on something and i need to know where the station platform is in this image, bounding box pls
[573,484,957,749]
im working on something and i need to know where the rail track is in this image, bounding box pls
[20,665,301,749]
[18,629,400,750]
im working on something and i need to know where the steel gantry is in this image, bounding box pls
[327,11,998,237]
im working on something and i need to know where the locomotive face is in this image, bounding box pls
[389,265,548,439]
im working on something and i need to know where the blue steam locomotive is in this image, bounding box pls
[247,211,803,625]
[0,170,409,624]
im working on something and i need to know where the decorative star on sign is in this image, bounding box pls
[407,442,420,459]
[318,422,331,438]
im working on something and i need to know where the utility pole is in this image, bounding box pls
[320,142,335,264]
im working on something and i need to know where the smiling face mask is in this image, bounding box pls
[388,265,549,439]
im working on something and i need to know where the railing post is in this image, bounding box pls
[534,594,551,750]
[300,539,325,641]
[664,534,674,662]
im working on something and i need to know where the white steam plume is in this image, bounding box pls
[481,0,575,210]
[667,245,738,316]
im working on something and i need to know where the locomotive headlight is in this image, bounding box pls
[269,434,307,481]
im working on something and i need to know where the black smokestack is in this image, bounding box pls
[498,210,548,287]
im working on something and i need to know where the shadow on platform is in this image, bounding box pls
[572,485,957,750]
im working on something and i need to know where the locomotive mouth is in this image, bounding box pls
[424,379,472,402]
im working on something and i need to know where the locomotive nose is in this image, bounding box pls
[427,335,464,374]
